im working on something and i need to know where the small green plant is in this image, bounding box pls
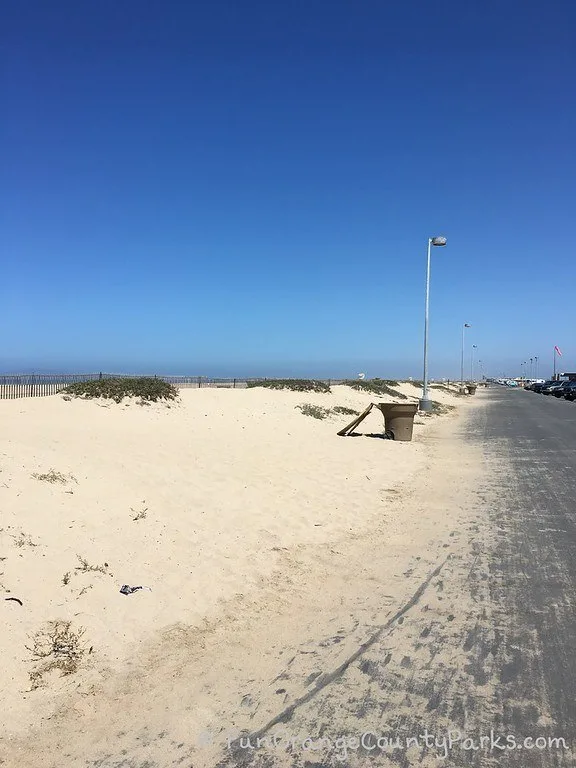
[32,469,76,485]
[247,379,331,393]
[61,377,178,403]
[407,380,423,388]
[26,620,87,689]
[62,572,71,585]
[341,379,407,399]
[75,555,109,575]
[296,404,331,420]
[332,405,360,416]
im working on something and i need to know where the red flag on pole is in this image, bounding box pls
[554,345,562,356]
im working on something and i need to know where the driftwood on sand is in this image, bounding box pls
[337,403,376,436]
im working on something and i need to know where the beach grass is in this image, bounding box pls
[247,379,331,393]
[61,376,178,403]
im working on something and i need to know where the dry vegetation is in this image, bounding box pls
[11,532,38,549]
[26,620,88,689]
[75,555,110,575]
[32,469,76,485]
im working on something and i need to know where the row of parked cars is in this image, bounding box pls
[495,378,519,387]
[525,379,576,400]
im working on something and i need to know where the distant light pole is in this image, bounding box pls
[529,357,533,379]
[420,236,447,412]
[461,323,471,387]
[535,356,539,378]
[470,345,477,381]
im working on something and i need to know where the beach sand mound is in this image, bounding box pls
[0,383,475,738]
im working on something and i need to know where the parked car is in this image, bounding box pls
[562,382,576,401]
[541,381,564,395]
[553,381,574,398]
[532,380,556,393]
[542,381,571,397]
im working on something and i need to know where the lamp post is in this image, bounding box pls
[535,356,539,379]
[461,323,471,388]
[529,357,533,379]
[420,236,447,412]
[471,345,477,381]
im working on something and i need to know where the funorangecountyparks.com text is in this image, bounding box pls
[223,729,570,761]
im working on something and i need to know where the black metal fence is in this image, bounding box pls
[0,374,346,400]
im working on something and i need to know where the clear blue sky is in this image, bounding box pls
[2,0,574,378]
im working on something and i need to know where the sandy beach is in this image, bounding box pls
[1,382,482,766]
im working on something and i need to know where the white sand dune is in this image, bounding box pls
[0,382,472,741]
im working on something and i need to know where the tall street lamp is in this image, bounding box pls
[471,345,477,381]
[535,356,539,378]
[420,235,447,412]
[461,323,471,388]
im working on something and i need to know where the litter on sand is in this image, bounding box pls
[119,585,152,595]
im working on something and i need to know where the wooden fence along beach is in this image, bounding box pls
[0,374,347,399]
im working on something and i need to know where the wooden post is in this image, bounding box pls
[337,403,375,436]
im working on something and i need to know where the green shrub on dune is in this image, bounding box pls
[61,377,178,403]
[332,405,360,416]
[296,404,331,419]
[430,384,465,397]
[247,379,331,393]
[341,379,407,399]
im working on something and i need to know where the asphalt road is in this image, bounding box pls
[468,386,576,767]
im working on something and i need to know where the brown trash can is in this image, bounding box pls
[377,403,419,441]
[467,385,477,395]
